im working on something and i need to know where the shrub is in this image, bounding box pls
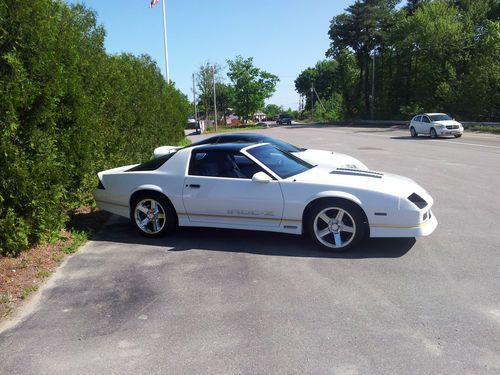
[0,0,188,255]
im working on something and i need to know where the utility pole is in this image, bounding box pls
[310,84,314,122]
[212,65,218,132]
[371,54,375,120]
[161,0,170,83]
[313,87,326,112]
[192,73,198,122]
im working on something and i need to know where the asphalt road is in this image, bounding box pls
[1,125,499,375]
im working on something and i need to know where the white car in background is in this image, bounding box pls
[154,133,369,170]
[409,113,464,139]
[94,142,437,252]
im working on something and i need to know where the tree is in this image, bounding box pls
[196,62,222,122]
[215,82,234,124]
[226,56,279,121]
[264,104,284,118]
[327,0,398,115]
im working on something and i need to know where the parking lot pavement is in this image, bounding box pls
[1,125,499,374]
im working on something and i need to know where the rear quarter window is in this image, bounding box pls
[126,152,175,172]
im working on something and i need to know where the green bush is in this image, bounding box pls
[0,0,188,256]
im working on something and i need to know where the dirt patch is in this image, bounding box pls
[0,207,110,319]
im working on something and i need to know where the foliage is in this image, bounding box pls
[196,62,223,120]
[0,0,189,256]
[226,56,279,121]
[296,0,500,121]
[264,104,284,118]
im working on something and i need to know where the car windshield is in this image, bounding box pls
[429,114,452,121]
[246,144,313,178]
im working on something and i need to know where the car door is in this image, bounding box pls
[421,115,431,134]
[413,115,422,133]
[182,149,284,228]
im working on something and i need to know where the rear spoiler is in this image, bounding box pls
[153,146,182,158]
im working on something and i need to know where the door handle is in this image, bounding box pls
[189,184,201,188]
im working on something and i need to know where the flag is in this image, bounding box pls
[149,0,159,8]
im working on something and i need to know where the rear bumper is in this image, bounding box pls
[369,211,438,238]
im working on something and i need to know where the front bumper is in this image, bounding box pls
[438,129,463,136]
[369,211,438,238]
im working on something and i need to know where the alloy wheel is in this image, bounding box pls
[313,207,356,249]
[134,198,166,234]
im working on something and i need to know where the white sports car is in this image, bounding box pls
[94,142,437,251]
[154,133,369,170]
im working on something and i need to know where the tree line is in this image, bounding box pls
[0,0,189,255]
[295,0,500,121]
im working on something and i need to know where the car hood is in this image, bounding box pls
[293,149,368,170]
[291,166,432,202]
[433,120,462,126]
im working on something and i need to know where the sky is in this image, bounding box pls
[66,0,355,110]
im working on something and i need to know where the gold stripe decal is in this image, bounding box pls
[179,212,301,223]
[371,218,432,229]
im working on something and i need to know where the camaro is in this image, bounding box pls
[154,133,369,170]
[93,141,437,251]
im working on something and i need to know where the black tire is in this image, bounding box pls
[454,134,462,138]
[430,128,437,139]
[306,199,366,252]
[130,192,177,238]
[410,127,417,137]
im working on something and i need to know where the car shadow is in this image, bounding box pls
[391,135,456,140]
[95,216,416,259]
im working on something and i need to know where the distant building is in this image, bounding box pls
[254,111,266,122]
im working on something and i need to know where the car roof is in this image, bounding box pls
[191,142,259,153]
[422,113,446,116]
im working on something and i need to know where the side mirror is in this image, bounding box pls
[252,171,272,183]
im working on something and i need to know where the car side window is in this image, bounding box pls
[189,151,263,179]
[416,115,422,122]
[422,116,430,123]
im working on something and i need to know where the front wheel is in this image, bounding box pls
[306,200,366,252]
[430,128,437,139]
[410,127,417,137]
[454,134,462,138]
[131,193,177,237]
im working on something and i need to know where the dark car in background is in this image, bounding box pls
[276,113,293,125]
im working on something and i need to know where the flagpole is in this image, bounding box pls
[161,0,170,84]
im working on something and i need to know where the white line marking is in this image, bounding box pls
[355,132,500,149]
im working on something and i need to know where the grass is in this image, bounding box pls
[51,253,64,262]
[62,230,88,254]
[36,270,51,279]
[464,125,500,134]
[21,285,38,300]
[204,124,267,134]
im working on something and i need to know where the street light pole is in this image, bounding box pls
[161,0,170,83]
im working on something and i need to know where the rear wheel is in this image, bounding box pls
[410,127,417,137]
[306,200,366,252]
[131,193,177,237]
[430,128,437,139]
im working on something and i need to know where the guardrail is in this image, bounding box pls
[319,120,500,127]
